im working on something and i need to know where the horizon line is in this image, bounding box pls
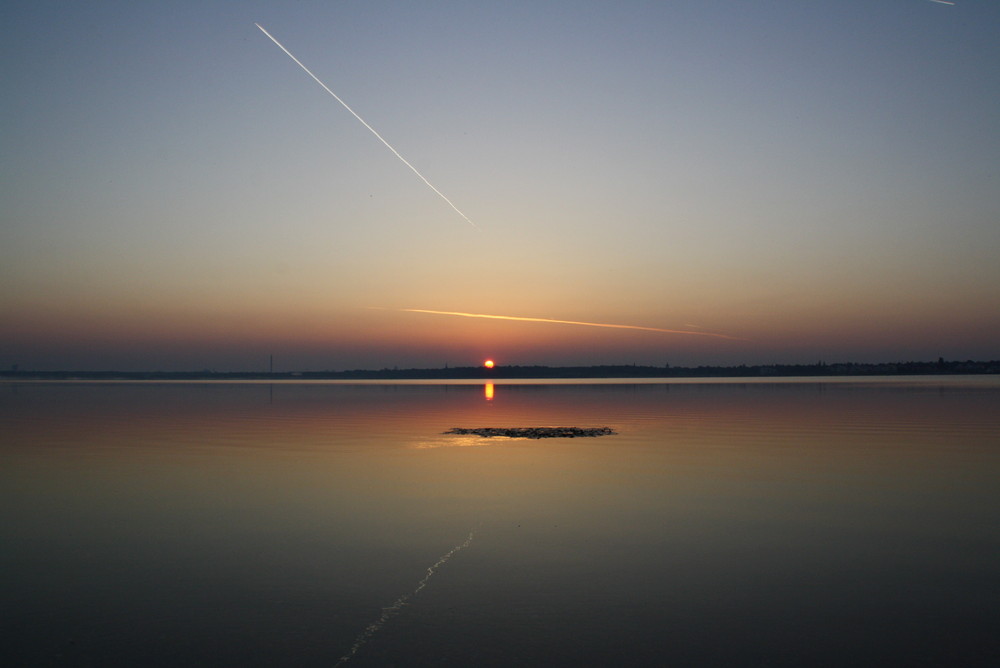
[3,358,996,377]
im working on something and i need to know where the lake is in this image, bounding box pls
[2,377,999,666]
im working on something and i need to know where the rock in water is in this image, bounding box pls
[445,427,616,439]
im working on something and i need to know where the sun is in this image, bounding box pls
[484,359,495,369]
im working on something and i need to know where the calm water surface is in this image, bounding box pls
[2,377,999,666]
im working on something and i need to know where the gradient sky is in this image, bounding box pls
[3,0,999,371]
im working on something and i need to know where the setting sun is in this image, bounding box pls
[484,359,495,369]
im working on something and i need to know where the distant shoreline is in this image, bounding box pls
[2,359,997,381]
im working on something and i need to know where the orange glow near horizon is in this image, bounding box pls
[484,359,495,369]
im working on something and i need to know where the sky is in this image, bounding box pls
[3,0,999,371]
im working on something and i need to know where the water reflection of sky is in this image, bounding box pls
[2,379,999,666]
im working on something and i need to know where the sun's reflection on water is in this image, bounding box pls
[412,434,490,449]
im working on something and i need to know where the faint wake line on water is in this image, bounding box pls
[334,530,476,666]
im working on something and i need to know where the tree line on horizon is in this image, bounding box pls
[3,358,998,380]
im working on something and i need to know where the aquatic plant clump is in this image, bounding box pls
[445,427,616,439]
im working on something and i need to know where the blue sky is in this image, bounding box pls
[3,1,999,370]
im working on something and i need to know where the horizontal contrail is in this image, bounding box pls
[255,23,477,228]
[372,308,747,341]
[928,0,954,5]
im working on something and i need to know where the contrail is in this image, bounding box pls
[928,0,954,4]
[334,530,476,666]
[255,23,477,228]
[373,307,747,341]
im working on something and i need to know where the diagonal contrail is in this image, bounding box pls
[255,23,477,228]
[372,307,747,341]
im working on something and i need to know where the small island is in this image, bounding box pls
[445,427,616,439]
